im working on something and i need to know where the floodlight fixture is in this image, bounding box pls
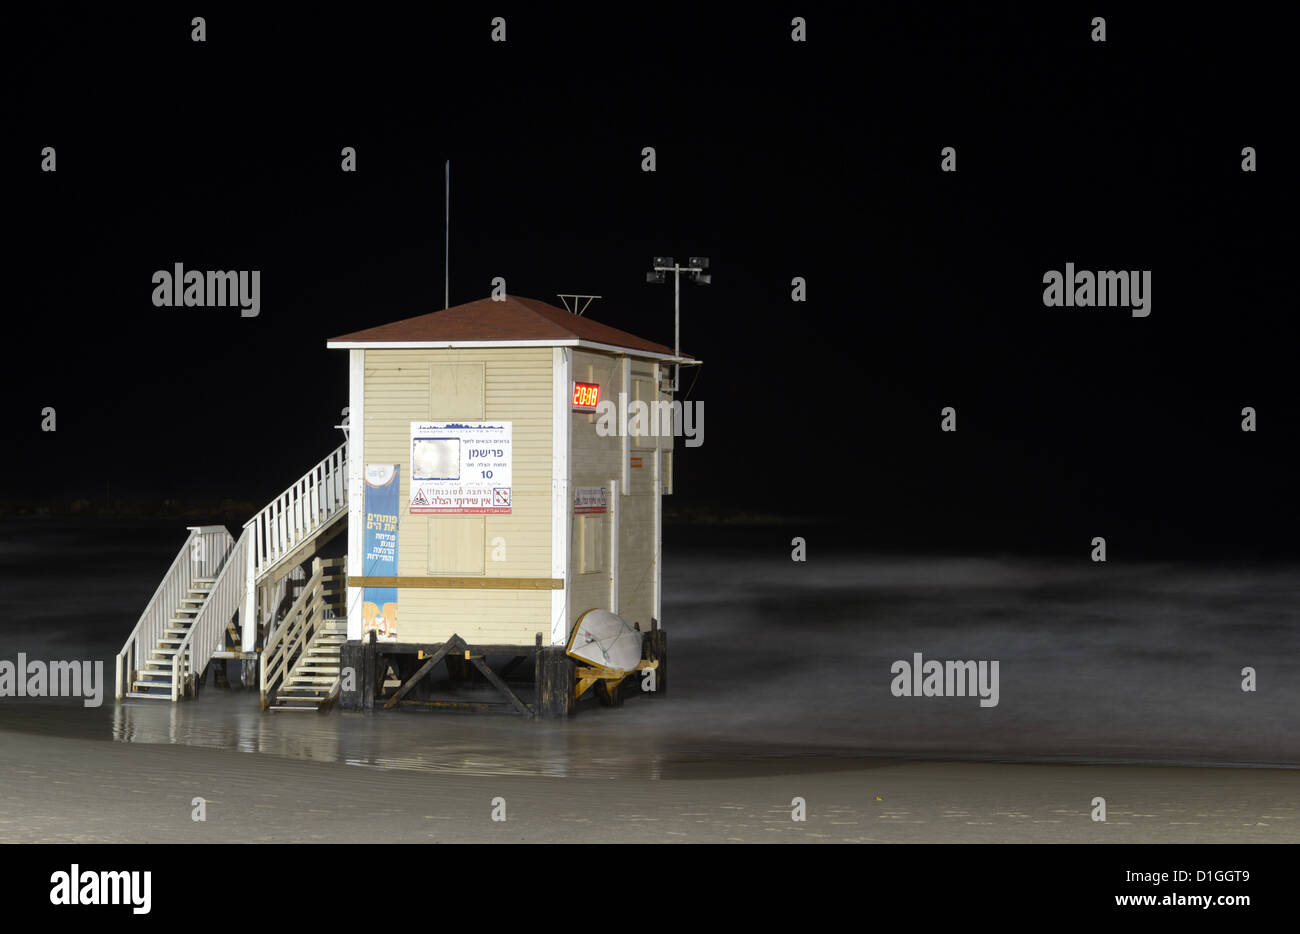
[646,254,712,392]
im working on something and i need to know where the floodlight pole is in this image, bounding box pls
[674,266,681,390]
[648,256,708,392]
[650,261,688,391]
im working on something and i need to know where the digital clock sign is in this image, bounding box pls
[572,382,600,411]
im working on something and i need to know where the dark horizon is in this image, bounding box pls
[8,6,1295,560]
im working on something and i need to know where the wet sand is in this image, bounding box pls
[1,726,1295,843]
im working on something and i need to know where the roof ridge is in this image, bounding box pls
[326,295,687,358]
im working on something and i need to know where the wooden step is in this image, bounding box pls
[125,691,172,700]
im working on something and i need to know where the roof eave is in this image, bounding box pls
[325,337,692,362]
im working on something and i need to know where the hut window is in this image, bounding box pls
[429,363,485,419]
[577,515,606,574]
[427,516,485,575]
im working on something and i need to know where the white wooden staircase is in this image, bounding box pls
[269,619,348,710]
[116,442,349,703]
[123,578,216,699]
[261,557,348,712]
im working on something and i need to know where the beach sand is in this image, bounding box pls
[2,726,1295,843]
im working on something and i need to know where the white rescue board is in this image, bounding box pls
[566,609,642,673]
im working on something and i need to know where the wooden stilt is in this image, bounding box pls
[535,646,575,719]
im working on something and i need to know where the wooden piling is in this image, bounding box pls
[361,629,376,711]
[643,629,668,697]
[535,646,575,719]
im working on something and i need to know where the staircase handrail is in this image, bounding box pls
[115,525,232,700]
[259,557,346,708]
[246,441,348,584]
[169,526,250,700]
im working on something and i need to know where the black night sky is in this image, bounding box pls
[8,5,1294,559]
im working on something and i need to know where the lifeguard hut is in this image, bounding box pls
[115,295,693,718]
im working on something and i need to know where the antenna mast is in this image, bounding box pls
[444,160,450,310]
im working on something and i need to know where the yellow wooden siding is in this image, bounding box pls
[363,348,553,644]
[390,589,553,646]
[569,350,658,629]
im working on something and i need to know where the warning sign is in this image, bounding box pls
[410,421,512,514]
[574,486,607,514]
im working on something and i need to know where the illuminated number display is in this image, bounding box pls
[572,382,600,411]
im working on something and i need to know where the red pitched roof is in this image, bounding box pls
[327,296,686,358]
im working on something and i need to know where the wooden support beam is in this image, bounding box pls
[384,636,465,709]
[398,700,512,711]
[347,576,564,590]
[402,642,544,657]
[468,656,534,718]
